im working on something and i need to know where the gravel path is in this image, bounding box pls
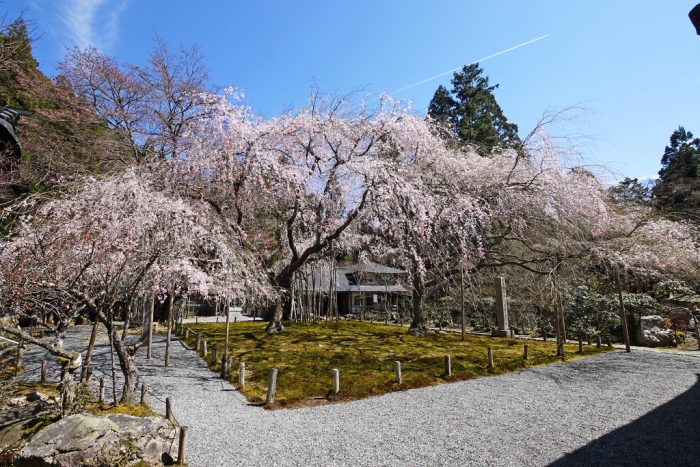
[20,327,700,466]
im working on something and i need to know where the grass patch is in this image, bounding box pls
[182,321,609,409]
[87,403,159,418]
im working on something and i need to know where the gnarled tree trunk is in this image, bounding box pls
[409,273,428,336]
[267,275,291,334]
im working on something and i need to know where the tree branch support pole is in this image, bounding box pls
[614,268,631,352]
[221,300,231,378]
[165,293,174,367]
[147,293,154,360]
[80,319,99,382]
[460,265,465,341]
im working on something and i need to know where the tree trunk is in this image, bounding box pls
[266,299,286,334]
[59,364,77,418]
[267,275,292,333]
[409,276,428,335]
[615,269,631,352]
[111,330,139,403]
[80,318,100,382]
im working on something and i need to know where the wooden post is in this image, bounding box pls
[266,368,278,404]
[147,294,154,360]
[194,332,200,352]
[177,426,187,466]
[166,397,172,421]
[444,355,452,377]
[140,383,147,405]
[614,268,631,353]
[523,344,529,360]
[40,360,47,383]
[220,355,230,379]
[202,340,208,357]
[332,368,340,394]
[578,336,583,353]
[596,335,602,348]
[98,378,105,404]
[185,328,190,340]
[607,336,612,348]
[165,293,174,367]
[210,346,218,366]
[487,347,494,368]
[394,361,402,384]
[239,362,246,386]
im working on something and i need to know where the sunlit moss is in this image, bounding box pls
[184,321,608,409]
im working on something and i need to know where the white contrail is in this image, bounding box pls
[392,34,551,94]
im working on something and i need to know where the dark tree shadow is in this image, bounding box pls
[550,374,700,466]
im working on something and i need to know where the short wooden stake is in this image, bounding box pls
[140,383,147,405]
[607,336,612,348]
[394,361,402,384]
[202,340,208,357]
[185,328,190,339]
[487,347,494,368]
[596,335,602,349]
[210,346,218,366]
[177,426,187,465]
[194,333,200,352]
[523,344,529,360]
[578,336,583,353]
[266,368,278,404]
[99,378,105,404]
[221,355,230,379]
[239,362,246,386]
[40,360,47,383]
[444,355,452,377]
[166,397,172,421]
[332,368,340,394]
[85,367,92,383]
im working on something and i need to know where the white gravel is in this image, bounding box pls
[20,327,700,466]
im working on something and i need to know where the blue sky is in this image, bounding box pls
[7,1,700,181]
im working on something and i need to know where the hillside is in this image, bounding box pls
[0,20,127,207]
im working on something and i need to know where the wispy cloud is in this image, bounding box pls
[59,0,129,50]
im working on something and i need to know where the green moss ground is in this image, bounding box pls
[182,321,608,408]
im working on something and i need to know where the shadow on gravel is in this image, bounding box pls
[550,374,700,466]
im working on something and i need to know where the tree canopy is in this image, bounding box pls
[427,63,520,152]
[652,126,700,220]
